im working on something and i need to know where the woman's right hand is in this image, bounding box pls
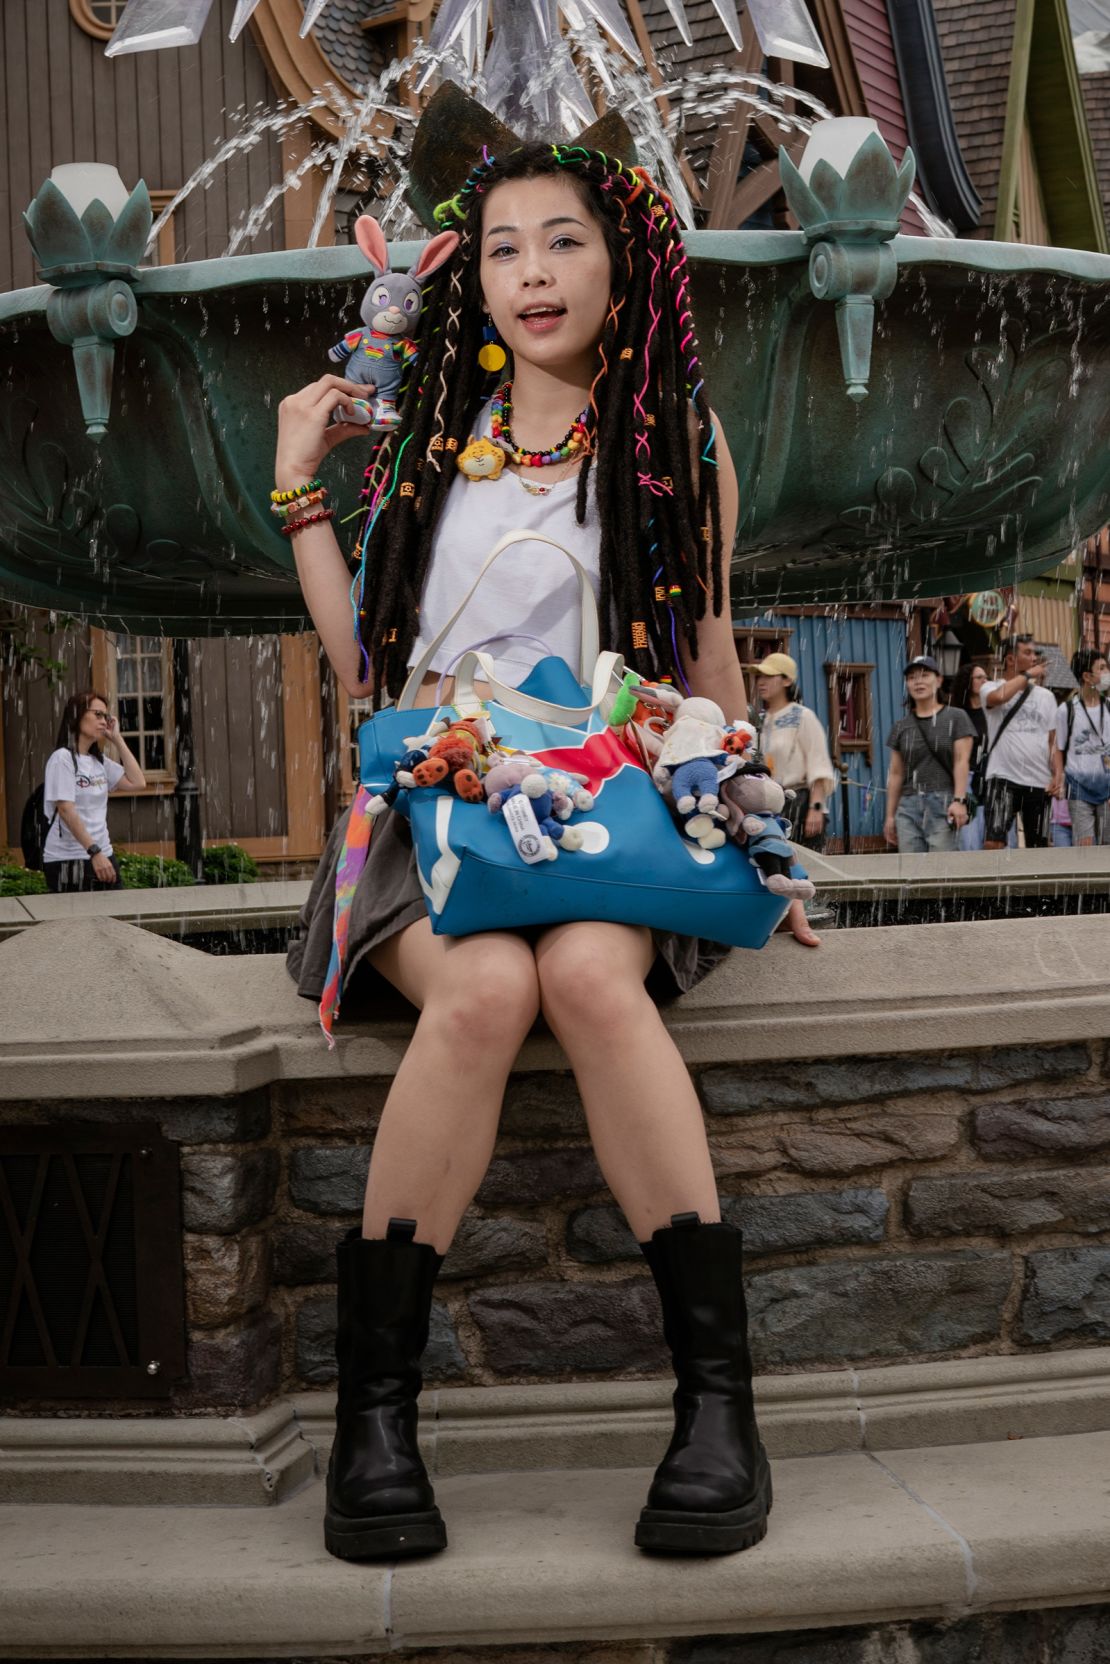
[883,814,898,847]
[275,374,376,487]
[91,852,115,883]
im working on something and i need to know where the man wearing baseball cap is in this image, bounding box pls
[884,656,975,852]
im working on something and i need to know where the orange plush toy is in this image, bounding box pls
[402,717,495,801]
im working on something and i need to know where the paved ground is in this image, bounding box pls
[3,1431,1109,1655]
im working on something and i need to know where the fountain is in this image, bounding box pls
[0,3,1107,631]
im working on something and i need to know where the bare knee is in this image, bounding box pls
[426,938,540,1053]
[536,926,652,1036]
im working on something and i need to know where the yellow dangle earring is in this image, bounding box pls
[478,311,507,373]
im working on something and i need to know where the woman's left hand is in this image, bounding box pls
[102,715,121,744]
[804,806,825,840]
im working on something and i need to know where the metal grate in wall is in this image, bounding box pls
[0,1124,185,1400]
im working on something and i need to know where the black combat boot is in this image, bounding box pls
[634,1211,772,1555]
[324,1219,448,1561]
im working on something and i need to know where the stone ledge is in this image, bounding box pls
[0,1401,313,1508]
[5,1348,1107,1507]
[2,1432,1109,1655]
[3,914,1109,1099]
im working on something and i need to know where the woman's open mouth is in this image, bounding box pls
[518,305,566,334]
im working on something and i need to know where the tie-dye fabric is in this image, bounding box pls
[319,786,376,1046]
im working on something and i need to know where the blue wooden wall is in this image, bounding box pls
[740,611,909,844]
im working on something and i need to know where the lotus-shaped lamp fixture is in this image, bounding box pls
[23,164,153,440]
[24,165,153,288]
[779,119,916,401]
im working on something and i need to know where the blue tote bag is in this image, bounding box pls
[355,530,794,948]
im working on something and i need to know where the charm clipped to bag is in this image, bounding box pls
[328,216,458,430]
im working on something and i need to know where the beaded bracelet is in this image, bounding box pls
[271,477,323,506]
[271,487,328,518]
[281,508,334,537]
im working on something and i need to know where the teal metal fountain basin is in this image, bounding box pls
[1,231,1107,631]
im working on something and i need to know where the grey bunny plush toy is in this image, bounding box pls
[328,215,458,429]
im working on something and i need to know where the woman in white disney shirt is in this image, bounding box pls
[42,691,146,891]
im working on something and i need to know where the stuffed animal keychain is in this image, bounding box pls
[650,696,752,850]
[329,216,458,429]
[719,770,816,899]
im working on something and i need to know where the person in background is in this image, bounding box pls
[1056,648,1110,846]
[883,655,973,853]
[754,651,835,949]
[980,636,1063,850]
[42,691,146,892]
[949,662,989,851]
[755,652,835,846]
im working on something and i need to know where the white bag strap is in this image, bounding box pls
[396,529,601,711]
[451,647,625,727]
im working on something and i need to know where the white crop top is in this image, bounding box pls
[408,401,602,687]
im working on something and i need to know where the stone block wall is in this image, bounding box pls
[7,1039,1110,1410]
[359,1602,1110,1663]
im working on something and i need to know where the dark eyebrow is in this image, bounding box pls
[484,216,588,239]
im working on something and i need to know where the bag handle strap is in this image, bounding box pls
[396,529,601,711]
[451,646,625,726]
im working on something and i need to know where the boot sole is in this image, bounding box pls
[325,1507,447,1561]
[635,1453,773,1556]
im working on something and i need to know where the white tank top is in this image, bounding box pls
[408,401,602,686]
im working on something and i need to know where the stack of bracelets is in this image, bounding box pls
[271,478,334,537]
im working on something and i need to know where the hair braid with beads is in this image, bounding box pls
[351,141,724,705]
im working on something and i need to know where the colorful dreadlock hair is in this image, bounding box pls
[350,140,724,704]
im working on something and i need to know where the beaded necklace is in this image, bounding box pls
[489,381,591,469]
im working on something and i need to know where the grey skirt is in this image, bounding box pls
[286,803,731,1008]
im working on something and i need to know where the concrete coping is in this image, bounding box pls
[2,1424,1109,1654]
[2,911,1108,1098]
[4,1346,1108,1509]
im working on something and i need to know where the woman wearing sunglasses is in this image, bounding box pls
[41,691,146,892]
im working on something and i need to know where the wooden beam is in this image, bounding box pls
[280,633,327,859]
[807,0,868,117]
[250,0,392,140]
[622,0,701,205]
[728,159,783,228]
[994,0,1037,241]
[280,123,334,249]
[702,29,766,228]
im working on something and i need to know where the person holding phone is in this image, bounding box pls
[41,691,146,892]
[980,637,1063,850]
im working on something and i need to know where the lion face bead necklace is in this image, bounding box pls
[487,380,591,496]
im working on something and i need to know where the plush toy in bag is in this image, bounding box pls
[328,216,458,428]
[484,759,595,859]
[719,771,815,899]
[650,696,753,850]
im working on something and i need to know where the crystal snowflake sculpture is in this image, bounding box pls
[111,0,828,71]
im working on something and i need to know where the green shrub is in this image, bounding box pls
[0,861,47,896]
[203,842,260,885]
[116,850,196,889]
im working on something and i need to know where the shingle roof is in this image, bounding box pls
[635,0,736,186]
[1081,69,1110,229]
[931,0,1018,237]
[310,0,395,87]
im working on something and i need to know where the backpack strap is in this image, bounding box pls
[982,681,1032,769]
